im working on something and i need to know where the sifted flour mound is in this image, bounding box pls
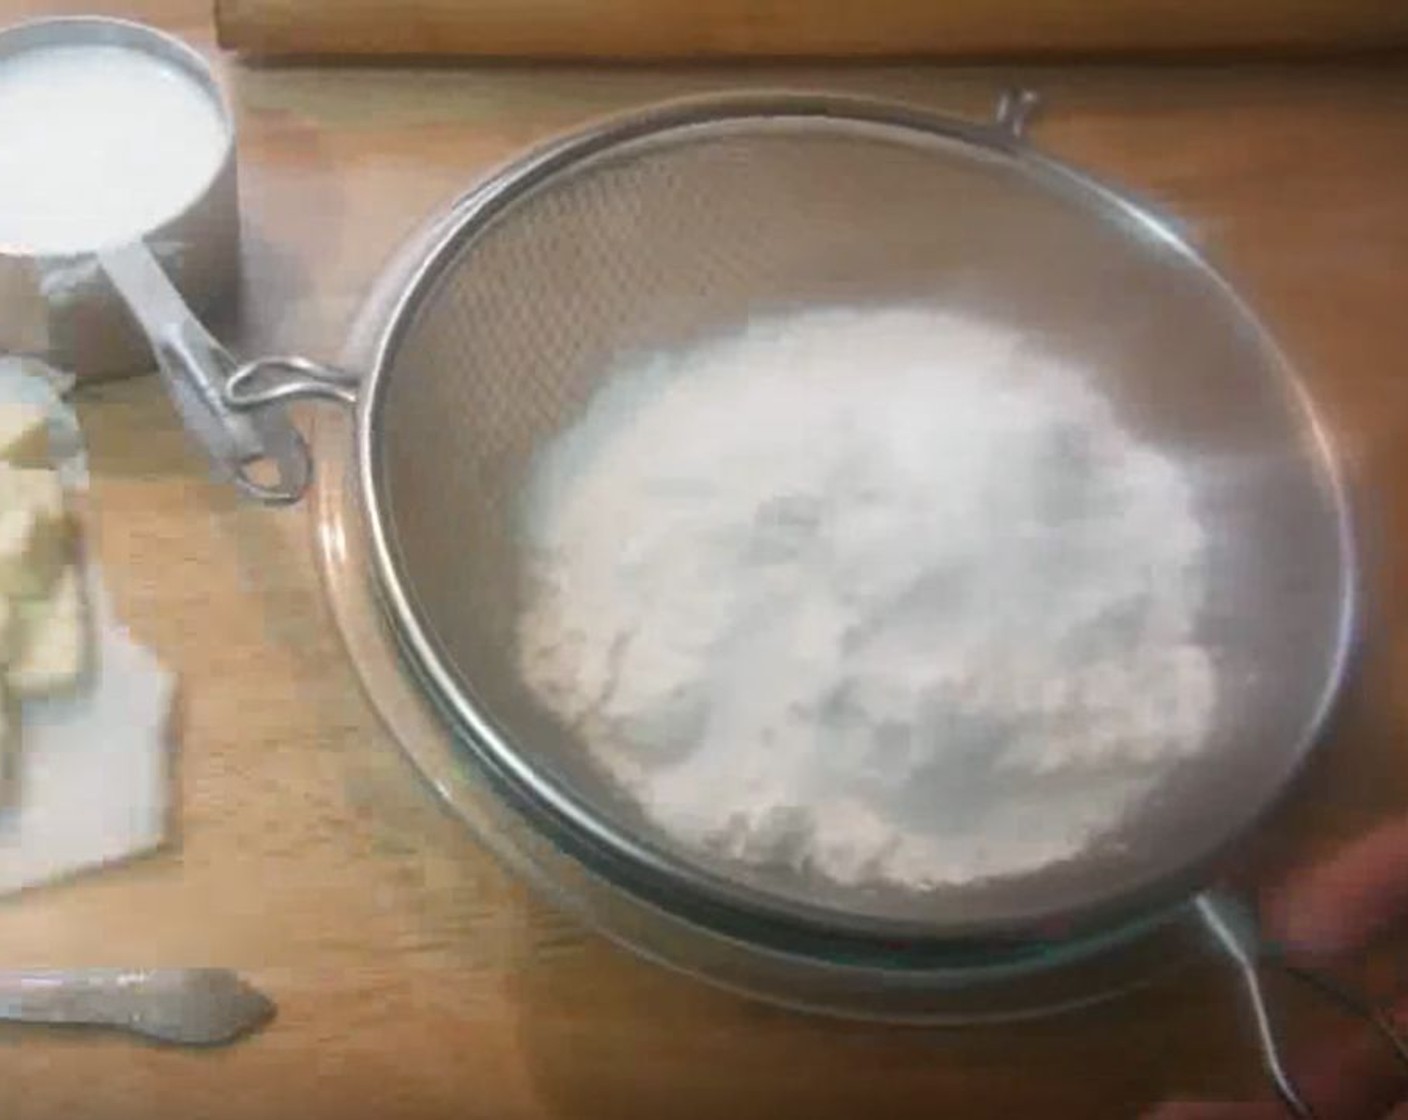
[517,308,1215,889]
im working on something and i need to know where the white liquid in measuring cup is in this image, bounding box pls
[0,44,228,255]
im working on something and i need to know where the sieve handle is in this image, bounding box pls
[211,356,359,505]
[98,241,313,505]
[225,356,360,411]
[1197,892,1312,1116]
[1196,890,1408,1118]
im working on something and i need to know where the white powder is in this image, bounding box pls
[518,308,1215,889]
[0,45,228,255]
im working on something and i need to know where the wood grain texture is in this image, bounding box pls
[2,1,1408,1117]
[214,0,1408,59]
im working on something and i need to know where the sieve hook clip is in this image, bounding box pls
[226,356,360,411]
[993,88,1041,143]
[214,357,361,504]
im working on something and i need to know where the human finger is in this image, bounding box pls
[1267,817,1408,958]
[1287,997,1408,1120]
[1146,996,1408,1120]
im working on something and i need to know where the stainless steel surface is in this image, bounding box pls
[0,18,311,495]
[0,969,274,1046]
[99,241,310,504]
[0,17,240,378]
[228,355,361,410]
[232,90,1354,943]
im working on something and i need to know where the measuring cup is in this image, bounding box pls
[0,16,305,502]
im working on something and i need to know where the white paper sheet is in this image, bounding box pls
[0,356,173,895]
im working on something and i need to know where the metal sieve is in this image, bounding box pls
[218,90,1354,948]
[148,87,1381,1113]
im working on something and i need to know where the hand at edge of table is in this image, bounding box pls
[1147,818,1408,1120]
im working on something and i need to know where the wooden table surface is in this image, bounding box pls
[2,3,1407,1117]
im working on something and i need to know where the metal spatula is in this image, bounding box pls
[0,969,274,1045]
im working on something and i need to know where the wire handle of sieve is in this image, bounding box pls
[226,356,360,410]
[219,356,361,503]
[1196,890,1408,1118]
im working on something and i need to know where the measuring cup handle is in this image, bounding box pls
[97,241,313,505]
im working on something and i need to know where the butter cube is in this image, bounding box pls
[8,564,87,696]
[0,402,49,468]
[0,467,67,598]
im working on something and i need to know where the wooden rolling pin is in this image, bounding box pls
[216,0,1408,59]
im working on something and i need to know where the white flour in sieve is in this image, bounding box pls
[517,308,1215,889]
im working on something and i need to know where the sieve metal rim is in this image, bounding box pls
[260,91,1356,943]
[364,92,1356,941]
